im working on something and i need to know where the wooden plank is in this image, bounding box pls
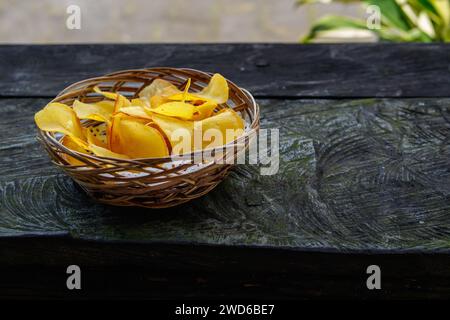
[1,44,450,98]
[0,98,59,182]
[2,97,450,251]
[1,237,450,299]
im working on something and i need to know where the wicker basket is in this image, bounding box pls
[37,67,260,208]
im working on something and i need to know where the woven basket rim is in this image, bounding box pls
[38,67,260,165]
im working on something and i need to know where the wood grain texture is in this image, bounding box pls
[2,97,450,251]
[1,44,450,98]
[1,237,450,299]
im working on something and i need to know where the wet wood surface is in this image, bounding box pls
[1,44,450,299]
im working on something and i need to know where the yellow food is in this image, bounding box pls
[196,109,244,150]
[61,135,90,165]
[35,103,84,140]
[117,119,169,158]
[73,100,114,124]
[35,73,245,160]
[152,113,194,155]
[151,101,196,120]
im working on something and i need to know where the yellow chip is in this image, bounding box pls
[150,101,196,120]
[167,78,202,103]
[93,86,131,111]
[151,113,194,154]
[197,74,229,104]
[139,79,180,100]
[141,75,228,109]
[73,100,114,123]
[61,134,128,162]
[131,98,149,108]
[61,135,90,165]
[192,101,217,121]
[95,100,116,109]
[150,95,169,109]
[108,112,150,153]
[167,74,228,105]
[35,102,84,140]
[88,144,130,159]
[108,113,124,153]
[167,93,206,102]
[85,123,108,149]
[195,108,244,150]
[117,106,152,120]
[117,119,170,158]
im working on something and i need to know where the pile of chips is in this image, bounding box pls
[35,74,245,164]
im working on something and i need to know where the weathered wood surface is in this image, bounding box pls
[2,97,450,251]
[2,238,450,299]
[2,97,450,298]
[1,44,450,98]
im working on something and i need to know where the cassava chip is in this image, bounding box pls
[35,102,84,140]
[131,98,149,108]
[85,123,108,149]
[151,101,196,120]
[192,101,217,121]
[167,74,228,105]
[93,86,131,111]
[108,113,125,153]
[62,132,128,160]
[109,112,152,152]
[139,79,180,101]
[61,135,90,165]
[150,95,169,109]
[197,74,229,104]
[195,108,244,149]
[151,113,194,154]
[88,144,130,159]
[117,119,169,158]
[73,100,114,123]
[118,106,152,120]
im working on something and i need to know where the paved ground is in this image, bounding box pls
[0,0,362,43]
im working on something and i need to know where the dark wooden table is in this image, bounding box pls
[1,44,450,299]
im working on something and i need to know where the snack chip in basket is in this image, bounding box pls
[34,73,245,164]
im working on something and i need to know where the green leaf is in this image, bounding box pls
[430,0,450,26]
[413,0,449,40]
[415,0,439,16]
[378,26,433,41]
[410,0,441,28]
[430,0,450,40]
[301,15,376,42]
[299,0,449,42]
[417,10,436,37]
[364,0,411,30]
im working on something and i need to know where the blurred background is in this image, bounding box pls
[0,0,363,43]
